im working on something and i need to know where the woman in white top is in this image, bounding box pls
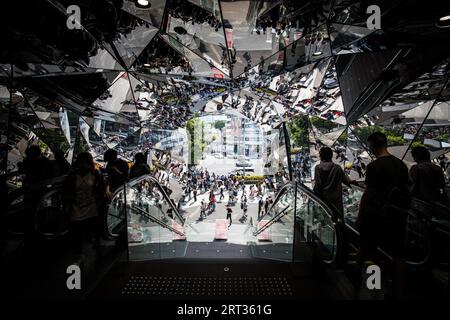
[63,152,110,264]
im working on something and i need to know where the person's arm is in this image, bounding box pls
[339,164,352,187]
[313,165,322,191]
[408,165,418,195]
[438,169,449,204]
[357,190,368,227]
[357,163,373,226]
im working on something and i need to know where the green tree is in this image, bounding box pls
[309,116,335,132]
[288,116,309,149]
[436,133,450,143]
[33,128,70,154]
[214,120,226,131]
[186,116,205,166]
[353,125,405,146]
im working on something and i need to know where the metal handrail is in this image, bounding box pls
[257,182,295,223]
[253,206,291,236]
[340,183,450,267]
[127,174,185,225]
[130,205,185,237]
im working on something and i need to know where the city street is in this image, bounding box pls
[198,154,264,175]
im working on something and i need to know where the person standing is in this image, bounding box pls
[210,194,216,212]
[357,132,410,299]
[258,197,264,219]
[226,206,233,227]
[409,146,448,206]
[103,149,129,192]
[63,152,110,266]
[200,200,206,219]
[242,199,248,217]
[17,145,54,251]
[193,188,197,202]
[219,184,225,201]
[130,152,150,179]
[313,146,352,216]
[264,196,270,216]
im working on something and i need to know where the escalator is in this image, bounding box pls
[342,183,450,270]
[125,174,188,260]
[250,183,296,261]
[251,180,450,271]
[4,175,68,238]
[3,173,185,245]
[251,182,345,264]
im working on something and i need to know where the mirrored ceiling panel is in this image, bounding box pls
[329,23,394,55]
[220,0,283,77]
[121,0,167,28]
[284,24,332,71]
[160,34,229,79]
[165,1,230,76]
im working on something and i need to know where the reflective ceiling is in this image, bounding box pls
[1,0,449,174]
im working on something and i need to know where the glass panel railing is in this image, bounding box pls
[34,187,69,239]
[251,183,295,262]
[125,175,187,261]
[342,183,364,233]
[296,184,339,264]
[106,185,127,239]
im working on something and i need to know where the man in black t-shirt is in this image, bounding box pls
[357,132,410,298]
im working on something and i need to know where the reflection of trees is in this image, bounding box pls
[32,128,70,154]
[353,125,405,146]
[186,115,205,165]
[437,133,450,142]
[337,130,348,144]
[213,120,226,131]
[288,117,309,149]
[309,116,334,132]
[74,131,89,157]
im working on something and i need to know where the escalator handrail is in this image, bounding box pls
[343,183,450,231]
[297,182,343,224]
[257,182,295,223]
[104,183,128,238]
[254,182,342,236]
[253,205,291,236]
[341,183,444,266]
[127,174,185,224]
[130,204,185,237]
[6,175,68,208]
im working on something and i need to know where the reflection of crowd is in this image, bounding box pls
[176,166,279,223]
[292,150,311,182]
[167,0,222,30]
[404,124,450,140]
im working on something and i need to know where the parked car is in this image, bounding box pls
[236,161,252,167]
